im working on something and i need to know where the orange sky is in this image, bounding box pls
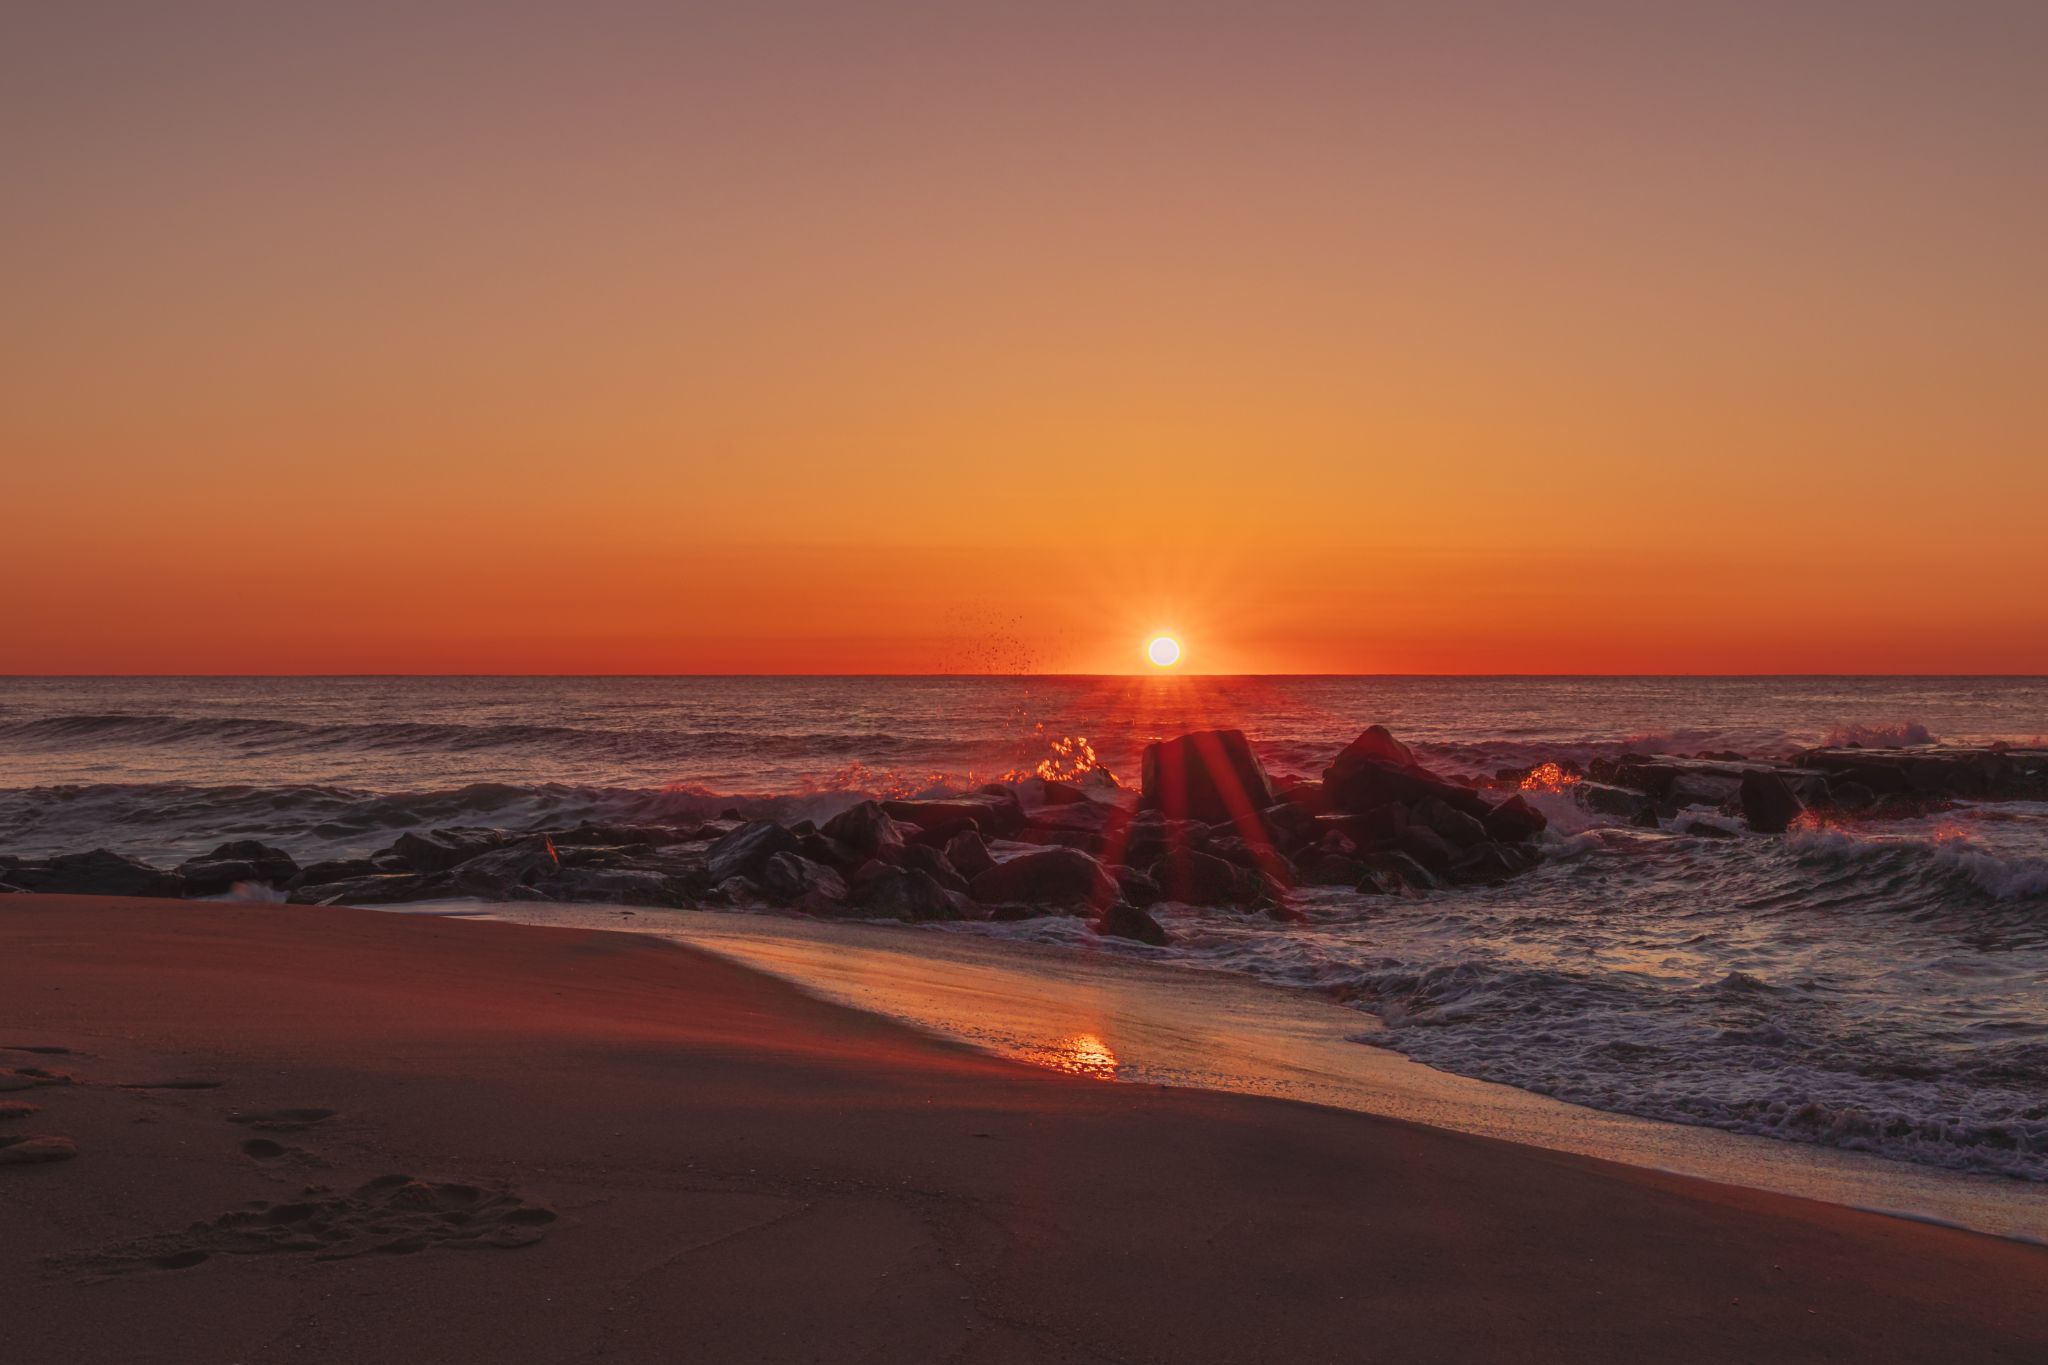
[5,3,2046,675]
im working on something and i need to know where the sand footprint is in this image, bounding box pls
[50,1173,557,1276]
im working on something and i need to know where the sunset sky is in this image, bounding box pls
[5,2,2046,674]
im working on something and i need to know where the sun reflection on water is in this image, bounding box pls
[1017,1031,1120,1081]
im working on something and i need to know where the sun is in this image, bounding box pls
[1146,635,1182,668]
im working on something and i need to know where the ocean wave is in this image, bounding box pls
[1821,720,1938,748]
[1787,823,2048,904]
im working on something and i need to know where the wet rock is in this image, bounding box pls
[1794,745,2045,800]
[893,843,969,894]
[882,792,1027,839]
[704,821,801,882]
[3,849,183,899]
[1299,852,1368,887]
[391,828,507,872]
[1148,848,1263,906]
[1740,770,1806,834]
[761,853,849,908]
[1573,781,1657,824]
[286,858,381,890]
[1139,729,1277,825]
[1323,731,1489,820]
[1094,903,1169,946]
[1394,825,1457,874]
[1115,865,1164,907]
[286,874,442,906]
[444,839,560,896]
[854,866,963,921]
[1449,842,1524,885]
[176,840,299,894]
[550,821,690,848]
[1670,773,1743,808]
[820,801,904,858]
[1482,794,1547,843]
[1360,850,1440,892]
[970,847,1120,912]
[1416,798,1489,849]
[943,830,996,881]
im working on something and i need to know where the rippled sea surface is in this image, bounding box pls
[2,675,2044,1176]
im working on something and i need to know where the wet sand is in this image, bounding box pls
[4,895,2045,1363]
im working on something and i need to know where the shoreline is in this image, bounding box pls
[432,899,2048,1244]
[5,894,2045,1363]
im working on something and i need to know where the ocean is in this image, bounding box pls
[2,675,2045,1178]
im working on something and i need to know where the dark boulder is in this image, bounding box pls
[1115,865,1164,907]
[1573,782,1657,824]
[1299,852,1369,887]
[1415,798,1489,849]
[894,843,969,894]
[1139,729,1277,826]
[1449,842,1524,885]
[1094,902,1169,946]
[882,792,1026,838]
[1394,825,1457,874]
[969,847,1120,912]
[1148,848,1262,906]
[1361,850,1441,892]
[705,821,801,882]
[444,839,560,896]
[943,830,996,881]
[286,873,441,906]
[1323,730,1489,820]
[1482,795,1547,843]
[854,866,964,921]
[4,849,183,899]
[178,840,299,892]
[761,853,850,909]
[391,827,507,872]
[820,801,904,858]
[1740,770,1806,834]
[287,857,382,890]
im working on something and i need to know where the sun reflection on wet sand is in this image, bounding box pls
[1017,1031,1119,1080]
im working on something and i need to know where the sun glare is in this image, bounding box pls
[1146,635,1182,668]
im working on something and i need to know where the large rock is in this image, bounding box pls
[1482,795,1547,843]
[176,840,300,894]
[853,866,963,921]
[969,847,1120,912]
[881,792,1026,838]
[1139,729,1276,826]
[391,827,507,872]
[1148,848,1262,906]
[761,853,850,909]
[443,839,560,896]
[820,801,903,858]
[3,849,183,899]
[704,821,801,882]
[1740,770,1805,834]
[1323,729,1489,819]
[943,830,996,880]
[1094,902,1169,946]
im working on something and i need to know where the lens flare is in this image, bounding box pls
[1146,635,1182,668]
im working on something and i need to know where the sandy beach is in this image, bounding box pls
[4,895,2044,1363]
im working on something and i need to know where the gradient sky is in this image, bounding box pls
[5,2,2046,674]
